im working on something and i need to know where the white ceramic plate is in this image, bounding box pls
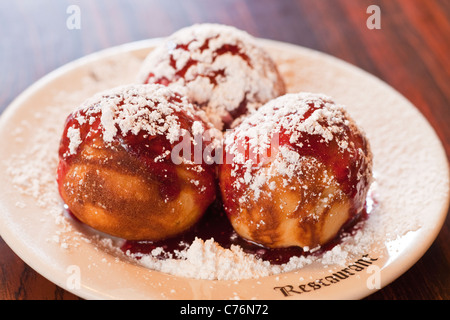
[0,39,448,300]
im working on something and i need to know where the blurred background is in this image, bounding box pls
[1,0,449,157]
[0,0,449,300]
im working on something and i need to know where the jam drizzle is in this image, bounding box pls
[120,196,374,265]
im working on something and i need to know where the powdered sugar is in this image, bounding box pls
[126,222,376,280]
[225,92,349,158]
[71,84,214,146]
[135,237,276,280]
[138,23,286,130]
[223,92,371,209]
[66,127,82,156]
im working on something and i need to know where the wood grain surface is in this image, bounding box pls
[0,0,449,300]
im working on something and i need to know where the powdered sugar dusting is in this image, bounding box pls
[138,23,286,130]
[70,84,216,147]
[66,126,82,155]
[224,92,372,209]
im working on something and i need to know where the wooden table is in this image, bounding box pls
[0,0,449,300]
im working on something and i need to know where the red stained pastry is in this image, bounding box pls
[57,84,220,241]
[219,93,373,249]
[138,23,286,130]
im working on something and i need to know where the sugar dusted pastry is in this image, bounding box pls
[219,93,373,249]
[57,84,220,241]
[138,23,286,130]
